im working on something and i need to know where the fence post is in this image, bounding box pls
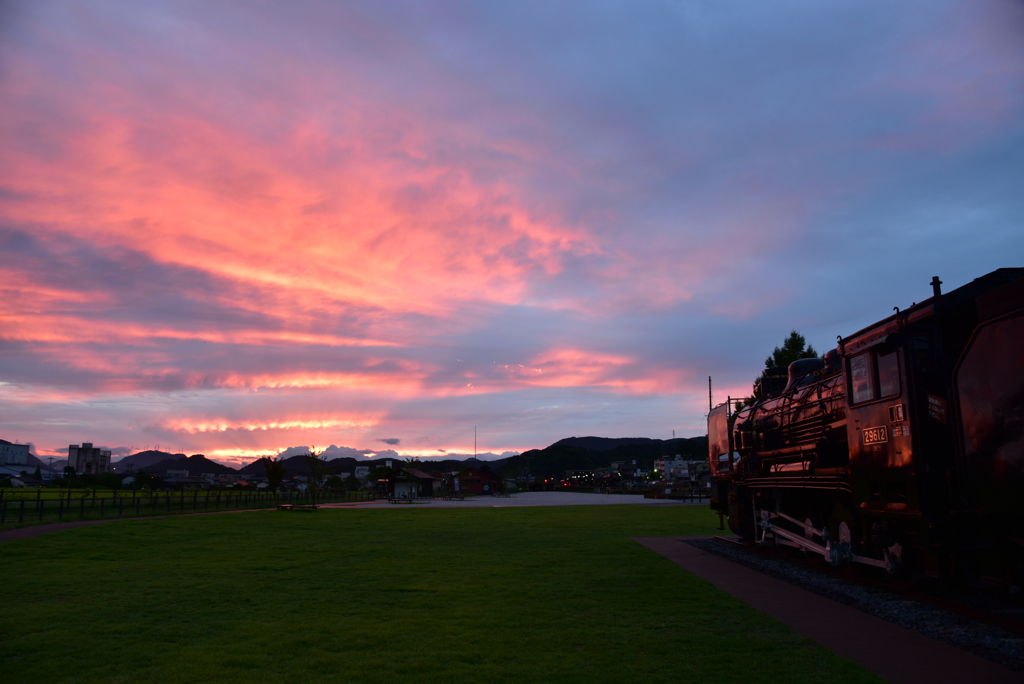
[1,500,5,524]
[19,500,25,523]
[39,499,44,521]
[119,498,123,517]
[80,498,85,518]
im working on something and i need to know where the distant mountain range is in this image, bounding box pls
[504,436,708,479]
[97,436,708,480]
[126,454,238,477]
[549,436,682,451]
[112,450,188,471]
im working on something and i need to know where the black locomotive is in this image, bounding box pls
[708,268,1024,585]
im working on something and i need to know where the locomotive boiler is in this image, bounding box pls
[708,268,1024,584]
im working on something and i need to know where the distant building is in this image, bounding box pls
[9,475,44,488]
[610,460,645,480]
[163,475,206,490]
[380,468,438,499]
[0,439,30,466]
[166,469,189,477]
[564,470,596,485]
[68,443,111,474]
[654,455,688,480]
[436,467,498,496]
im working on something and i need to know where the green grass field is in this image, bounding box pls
[0,490,371,529]
[1,505,882,683]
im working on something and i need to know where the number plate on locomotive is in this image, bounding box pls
[863,426,888,445]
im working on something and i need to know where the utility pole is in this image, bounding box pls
[708,376,713,412]
[474,425,477,459]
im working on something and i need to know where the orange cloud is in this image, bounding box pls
[164,416,378,434]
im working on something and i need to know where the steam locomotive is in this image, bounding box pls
[708,268,1024,585]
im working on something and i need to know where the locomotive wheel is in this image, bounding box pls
[803,515,824,565]
[828,503,859,568]
[835,521,860,577]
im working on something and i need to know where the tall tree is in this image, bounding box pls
[747,330,820,403]
[764,330,818,370]
[303,447,331,505]
[260,456,288,492]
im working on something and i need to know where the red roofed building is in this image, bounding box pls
[436,467,499,496]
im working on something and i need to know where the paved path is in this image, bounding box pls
[635,536,1023,684]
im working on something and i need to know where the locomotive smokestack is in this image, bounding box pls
[931,276,942,298]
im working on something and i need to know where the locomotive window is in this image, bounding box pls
[849,347,900,404]
[850,353,875,404]
[877,350,900,397]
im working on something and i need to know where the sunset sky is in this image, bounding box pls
[2,1,1023,466]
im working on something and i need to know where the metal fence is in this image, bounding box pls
[0,489,374,526]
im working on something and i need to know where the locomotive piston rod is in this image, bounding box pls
[757,509,894,570]
[757,509,835,562]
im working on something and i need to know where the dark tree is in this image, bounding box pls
[260,456,288,492]
[764,330,818,371]
[303,447,331,505]
[746,330,820,403]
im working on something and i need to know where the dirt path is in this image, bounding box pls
[635,536,1023,684]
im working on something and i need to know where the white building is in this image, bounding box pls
[654,455,688,480]
[68,443,111,474]
[0,439,30,466]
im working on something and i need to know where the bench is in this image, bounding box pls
[277,504,319,511]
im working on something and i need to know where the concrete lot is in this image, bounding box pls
[333,491,706,508]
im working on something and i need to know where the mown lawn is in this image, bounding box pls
[0,505,882,683]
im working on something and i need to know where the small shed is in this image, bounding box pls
[382,468,438,498]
